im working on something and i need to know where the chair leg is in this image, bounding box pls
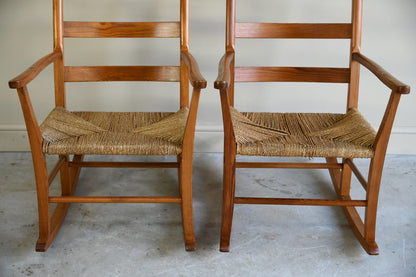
[326,157,342,193]
[60,155,72,196]
[36,155,85,252]
[327,157,380,255]
[220,142,236,252]
[178,154,196,251]
[32,152,51,252]
[363,157,384,254]
[69,155,84,193]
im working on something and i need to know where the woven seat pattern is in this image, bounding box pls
[232,108,376,158]
[40,106,189,155]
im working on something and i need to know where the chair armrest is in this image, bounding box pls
[352,53,410,153]
[352,52,410,94]
[214,52,235,89]
[9,50,62,89]
[180,51,207,89]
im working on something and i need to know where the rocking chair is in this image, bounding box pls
[9,0,206,251]
[215,0,410,254]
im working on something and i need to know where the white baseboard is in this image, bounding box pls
[1,125,415,155]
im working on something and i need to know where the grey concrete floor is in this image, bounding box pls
[0,152,415,276]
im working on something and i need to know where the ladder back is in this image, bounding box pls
[236,23,352,39]
[235,67,350,83]
[63,21,181,38]
[64,66,180,82]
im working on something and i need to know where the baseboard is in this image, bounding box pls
[1,125,415,154]
[386,127,416,155]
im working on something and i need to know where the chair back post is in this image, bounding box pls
[225,0,236,106]
[53,0,66,108]
[347,0,363,110]
[180,0,190,108]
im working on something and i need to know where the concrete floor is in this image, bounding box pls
[0,152,415,276]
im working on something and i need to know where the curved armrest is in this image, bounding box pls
[214,52,235,89]
[180,51,207,89]
[352,52,410,94]
[9,50,62,89]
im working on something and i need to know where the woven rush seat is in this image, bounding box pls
[40,106,189,155]
[231,107,376,158]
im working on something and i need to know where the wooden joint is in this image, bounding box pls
[48,156,67,186]
[345,158,368,191]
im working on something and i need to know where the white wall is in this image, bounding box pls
[1,0,415,154]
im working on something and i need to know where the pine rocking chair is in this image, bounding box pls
[215,0,410,255]
[9,0,206,252]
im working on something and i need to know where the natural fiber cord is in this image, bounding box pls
[41,106,105,143]
[40,107,189,155]
[230,106,288,144]
[231,107,376,158]
[310,108,376,148]
[132,107,189,144]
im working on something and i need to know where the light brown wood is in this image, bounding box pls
[235,162,342,169]
[236,23,352,39]
[178,77,202,250]
[64,21,180,38]
[46,203,71,250]
[180,0,189,51]
[225,0,236,105]
[361,91,402,254]
[326,157,342,194]
[215,0,410,255]
[181,51,207,89]
[53,0,65,107]
[48,156,66,186]
[180,59,190,107]
[214,52,235,89]
[347,0,363,110]
[179,0,190,107]
[9,0,205,252]
[58,155,71,197]
[69,155,84,194]
[9,51,61,88]
[16,87,51,251]
[64,66,180,82]
[345,158,368,190]
[69,161,179,168]
[235,197,366,206]
[235,67,350,83]
[340,159,353,197]
[219,87,237,252]
[353,53,410,94]
[49,196,182,203]
[327,158,379,254]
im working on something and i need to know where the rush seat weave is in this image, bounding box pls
[231,107,376,158]
[41,106,189,155]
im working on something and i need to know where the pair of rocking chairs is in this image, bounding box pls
[9,0,409,255]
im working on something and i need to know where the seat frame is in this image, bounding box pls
[9,0,206,252]
[214,0,410,255]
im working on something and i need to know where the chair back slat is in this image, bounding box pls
[51,0,190,106]
[235,67,350,83]
[64,66,180,82]
[236,23,352,39]
[63,21,181,38]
